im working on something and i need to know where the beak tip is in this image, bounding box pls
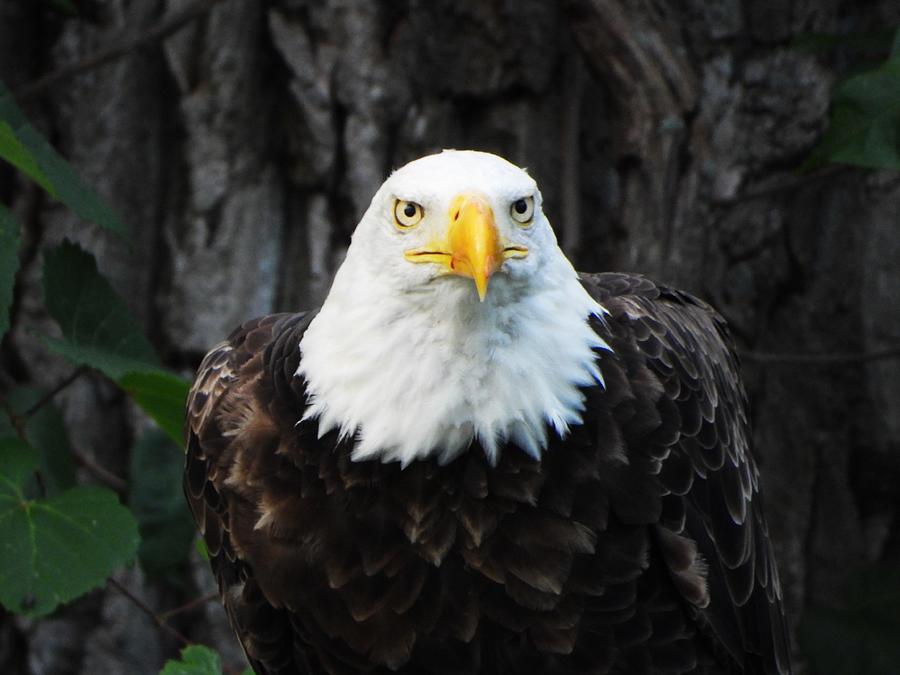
[475,281,488,302]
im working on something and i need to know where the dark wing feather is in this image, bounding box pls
[582,272,792,675]
[184,313,314,674]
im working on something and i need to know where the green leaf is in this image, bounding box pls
[0,121,57,196]
[41,241,190,441]
[128,429,194,580]
[0,204,21,339]
[42,240,160,380]
[799,565,900,675]
[158,645,253,675]
[42,338,164,381]
[803,55,900,171]
[0,442,140,617]
[4,387,76,494]
[0,80,127,237]
[0,437,40,497]
[120,371,189,445]
[159,645,223,675]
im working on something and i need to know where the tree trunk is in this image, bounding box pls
[1,1,898,673]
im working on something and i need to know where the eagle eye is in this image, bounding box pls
[510,196,534,225]
[394,200,424,229]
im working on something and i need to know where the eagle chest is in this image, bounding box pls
[244,407,661,670]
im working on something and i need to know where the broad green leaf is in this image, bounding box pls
[0,122,56,196]
[41,241,191,441]
[158,645,253,675]
[120,371,190,445]
[803,55,900,170]
[0,437,40,498]
[42,338,165,382]
[0,444,140,617]
[0,80,126,237]
[128,429,194,580]
[799,566,900,675]
[0,430,45,499]
[159,645,223,675]
[0,204,20,339]
[42,240,160,380]
[4,387,76,494]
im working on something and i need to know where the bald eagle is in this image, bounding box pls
[184,151,792,674]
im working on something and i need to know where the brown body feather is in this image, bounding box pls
[184,273,792,675]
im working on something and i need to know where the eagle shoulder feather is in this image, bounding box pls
[582,272,791,675]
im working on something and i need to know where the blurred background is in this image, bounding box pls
[1,0,899,673]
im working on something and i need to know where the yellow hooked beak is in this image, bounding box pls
[404,193,528,301]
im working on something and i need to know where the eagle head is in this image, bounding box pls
[298,150,609,466]
[349,150,552,302]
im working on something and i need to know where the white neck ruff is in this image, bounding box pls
[297,250,609,466]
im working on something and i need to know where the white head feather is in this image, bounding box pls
[298,150,609,465]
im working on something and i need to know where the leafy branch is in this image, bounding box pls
[0,440,139,616]
[0,72,216,672]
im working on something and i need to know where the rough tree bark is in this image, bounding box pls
[1,0,898,673]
